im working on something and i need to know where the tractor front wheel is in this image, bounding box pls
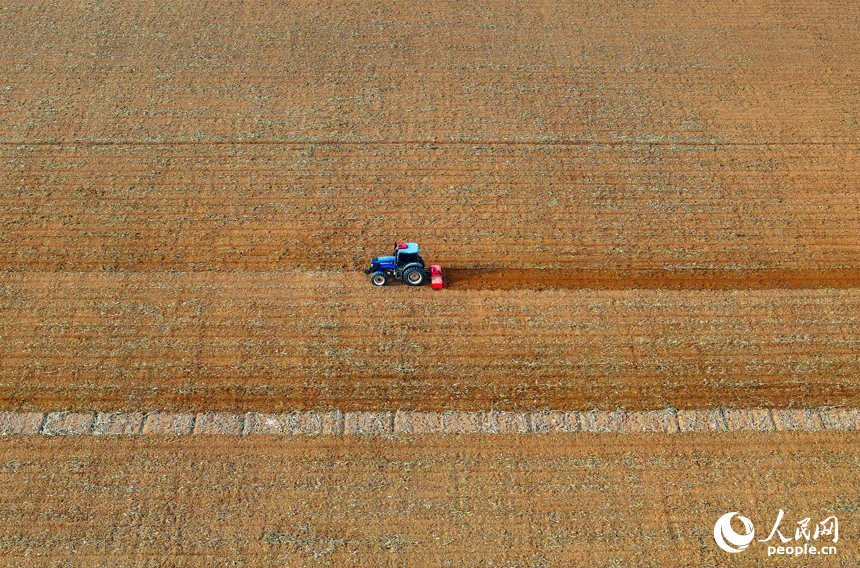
[370,271,388,286]
[403,267,426,286]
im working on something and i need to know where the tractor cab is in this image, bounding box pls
[394,242,424,269]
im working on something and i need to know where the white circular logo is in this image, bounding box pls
[714,512,756,553]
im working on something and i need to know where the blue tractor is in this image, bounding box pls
[364,242,428,286]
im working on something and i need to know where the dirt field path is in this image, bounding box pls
[3,408,857,436]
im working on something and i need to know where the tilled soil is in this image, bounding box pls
[2,0,859,145]
[2,0,860,563]
[447,267,860,291]
[0,433,856,567]
[3,143,860,274]
[2,0,860,416]
[2,271,859,413]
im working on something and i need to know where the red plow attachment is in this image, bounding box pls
[430,265,447,289]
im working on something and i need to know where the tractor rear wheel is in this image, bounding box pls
[403,267,426,286]
[370,271,388,286]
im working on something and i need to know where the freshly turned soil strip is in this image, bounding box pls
[445,268,860,291]
[0,409,854,436]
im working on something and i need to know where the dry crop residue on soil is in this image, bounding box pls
[2,0,860,564]
[2,0,860,277]
[2,0,859,145]
[4,143,860,275]
[2,271,860,412]
[0,433,857,567]
[0,2,858,409]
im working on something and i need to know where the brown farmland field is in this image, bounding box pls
[2,0,860,563]
[2,0,859,146]
[3,0,860,276]
[1,433,857,567]
[2,271,860,412]
[1,0,860,413]
[2,142,860,275]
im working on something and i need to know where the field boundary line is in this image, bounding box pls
[1,409,856,436]
[3,140,860,149]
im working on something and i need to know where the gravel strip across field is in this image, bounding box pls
[0,408,855,436]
